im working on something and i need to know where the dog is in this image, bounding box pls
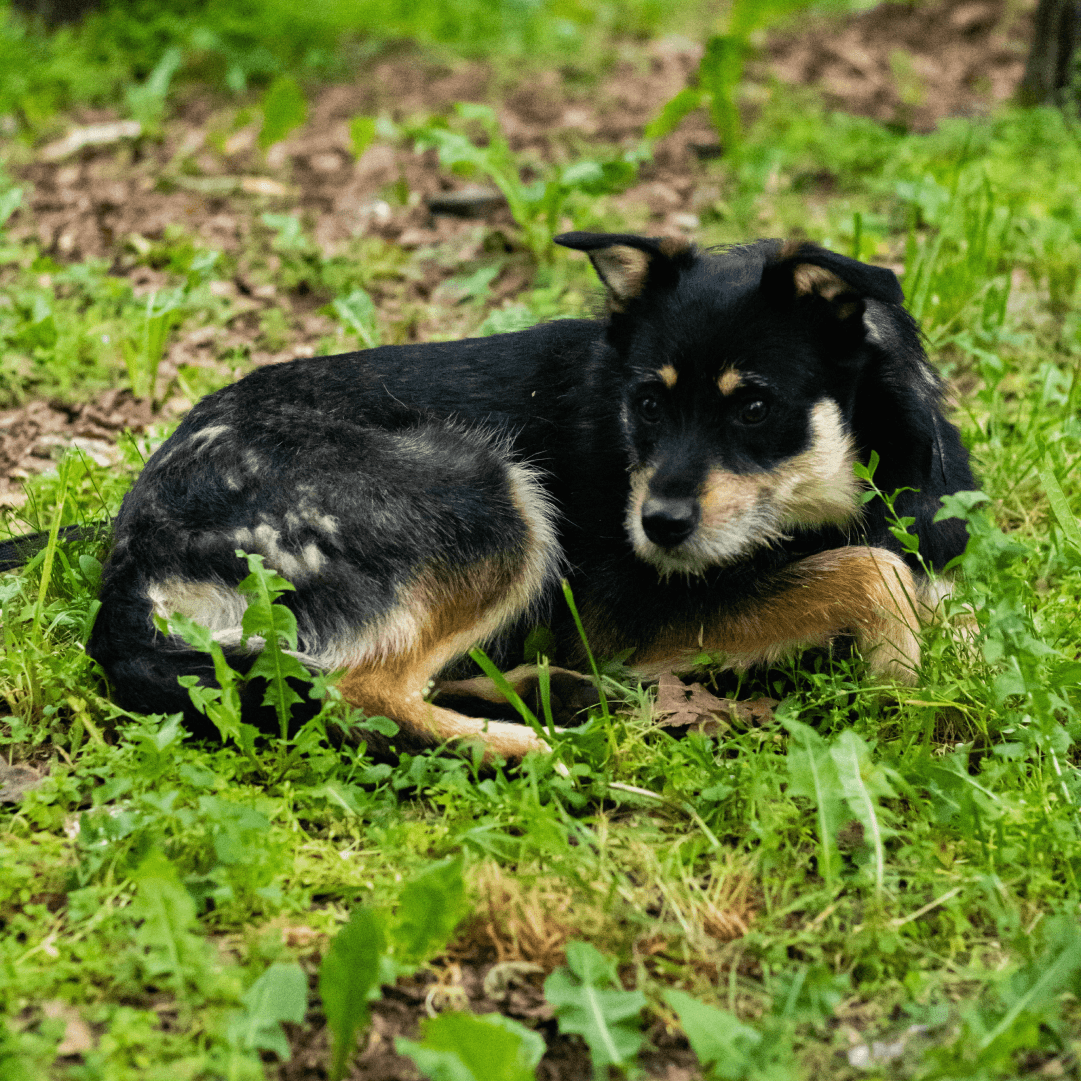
[80,232,974,759]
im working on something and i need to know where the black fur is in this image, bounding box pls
[75,234,973,748]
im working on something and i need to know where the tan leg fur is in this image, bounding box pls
[632,546,926,684]
[335,558,555,762]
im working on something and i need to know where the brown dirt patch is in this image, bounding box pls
[276,956,702,1081]
[0,0,1035,507]
[766,0,1032,130]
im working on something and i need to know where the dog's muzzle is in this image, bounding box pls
[641,496,700,548]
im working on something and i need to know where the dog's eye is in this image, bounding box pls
[637,396,663,423]
[738,399,770,425]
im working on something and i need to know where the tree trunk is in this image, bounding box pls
[1018,0,1081,105]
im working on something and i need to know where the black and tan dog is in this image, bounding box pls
[82,233,974,758]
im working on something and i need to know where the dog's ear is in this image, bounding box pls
[554,232,695,310]
[762,240,903,332]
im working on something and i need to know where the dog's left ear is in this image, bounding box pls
[555,231,696,310]
[761,240,903,331]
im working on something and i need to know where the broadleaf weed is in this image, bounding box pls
[397,1011,545,1081]
[259,75,308,151]
[318,859,469,1079]
[543,940,646,1080]
[410,103,645,261]
[226,961,308,1062]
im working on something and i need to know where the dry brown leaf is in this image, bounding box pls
[653,671,725,727]
[652,672,777,736]
[0,761,45,804]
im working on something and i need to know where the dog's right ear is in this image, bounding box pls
[554,232,696,310]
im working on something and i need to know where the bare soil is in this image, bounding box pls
[0,0,1033,512]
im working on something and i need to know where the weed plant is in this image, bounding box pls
[1,37,1081,1081]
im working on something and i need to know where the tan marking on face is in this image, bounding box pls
[625,399,860,577]
[771,399,861,528]
[717,368,742,396]
[698,470,762,531]
[633,546,923,684]
[659,365,678,389]
[624,465,655,539]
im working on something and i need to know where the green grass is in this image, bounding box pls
[0,0,708,129]
[2,31,1081,1081]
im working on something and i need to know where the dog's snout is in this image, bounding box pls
[641,496,699,548]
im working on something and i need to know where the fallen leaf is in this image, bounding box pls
[0,760,45,803]
[739,698,779,725]
[653,672,729,731]
[652,673,777,735]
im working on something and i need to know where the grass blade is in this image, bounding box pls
[468,647,549,749]
[1038,459,1081,554]
[31,451,75,649]
[560,579,609,722]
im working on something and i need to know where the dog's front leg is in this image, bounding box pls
[635,546,927,684]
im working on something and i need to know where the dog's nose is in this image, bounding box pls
[641,496,699,547]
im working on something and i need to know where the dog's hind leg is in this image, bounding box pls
[92,416,562,759]
[325,449,564,763]
[634,546,925,684]
[335,562,561,761]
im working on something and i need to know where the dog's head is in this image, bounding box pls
[556,231,911,576]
